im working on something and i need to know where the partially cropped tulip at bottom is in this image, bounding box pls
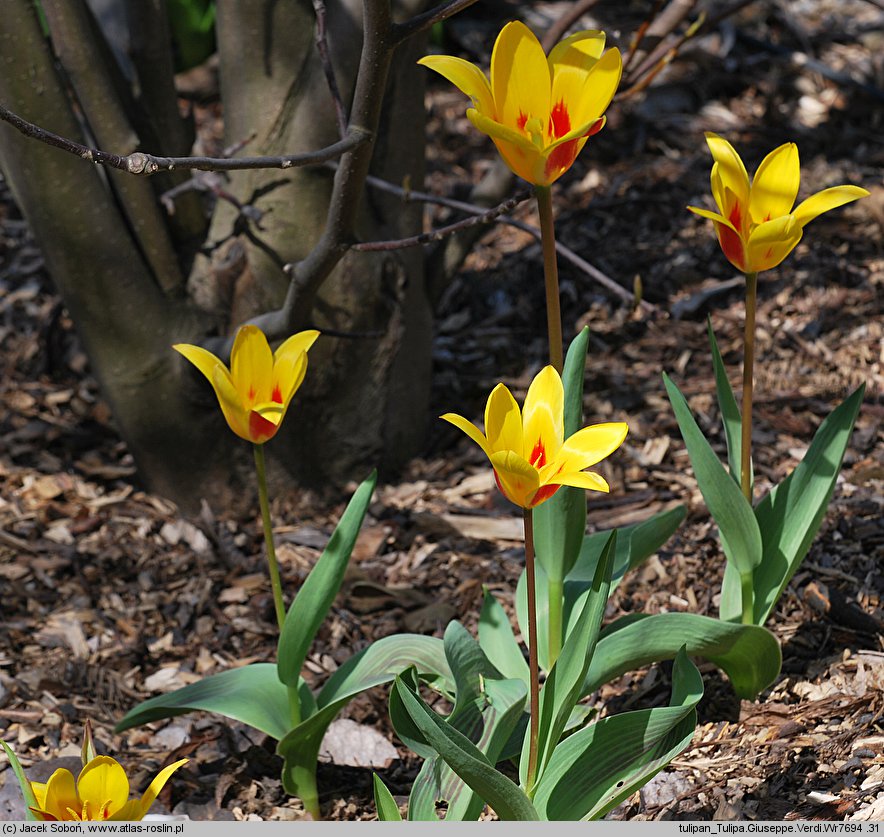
[443,365,627,794]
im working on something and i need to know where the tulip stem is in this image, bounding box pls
[523,509,541,797]
[740,271,757,505]
[535,185,564,374]
[253,443,287,633]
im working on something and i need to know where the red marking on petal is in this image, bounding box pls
[763,212,771,222]
[728,201,743,235]
[271,384,283,404]
[544,138,579,179]
[248,385,256,402]
[717,222,745,271]
[585,118,604,138]
[249,411,279,443]
[529,439,546,468]
[529,483,560,507]
[549,100,571,139]
[517,111,528,131]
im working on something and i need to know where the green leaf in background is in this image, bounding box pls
[707,318,748,489]
[277,471,377,687]
[478,587,530,683]
[373,773,403,821]
[583,612,780,700]
[664,372,762,579]
[1,740,38,820]
[114,663,302,740]
[167,0,217,71]
[392,676,539,821]
[521,532,616,790]
[751,383,865,625]
[533,326,590,581]
[533,647,702,820]
[277,634,453,798]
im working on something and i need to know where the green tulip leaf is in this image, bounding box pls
[393,675,539,821]
[707,317,747,489]
[520,532,616,788]
[533,326,589,583]
[114,663,304,740]
[1,740,39,820]
[277,471,377,687]
[750,383,865,625]
[373,774,403,821]
[664,372,762,578]
[584,612,780,700]
[278,634,453,799]
[534,647,702,821]
[478,587,529,683]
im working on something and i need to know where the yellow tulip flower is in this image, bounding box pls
[442,366,627,509]
[688,132,869,274]
[29,755,188,821]
[174,325,319,444]
[419,21,622,186]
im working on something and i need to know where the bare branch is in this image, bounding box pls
[391,0,480,46]
[541,0,603,52]
[312,0,349,137]
[349,172,653,311]
[0,102,371,174]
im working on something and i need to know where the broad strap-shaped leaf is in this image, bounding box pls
[520,532,616,789]
[479,588,529,683]
[583,612,780,700]
[277,635,454,799]
[533,648,702,820]
[2,740,39,820]
[114,664,304,740]
[751,384,865,624]
[393,676,539,821]
[277,471,377,687]
[570,505,686,595]
[664,372,762,578]
[373,774,403,821]
[707,317,748,489]
[533,327,590,583]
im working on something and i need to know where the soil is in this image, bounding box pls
[1,0,882,823]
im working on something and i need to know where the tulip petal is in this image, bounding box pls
[687,205,734,229]
[489,449,540,508]
[77,757,129,817]
[230,325,273,407]
[547,29,605,70]
[749,142,799,225]
[485,383,524,457]
[554,421,628,472]
[30,781,49,809]
[551,47,621,138]
[705,133,749,218]
[491,21,551,133]
[137,759,189,817]
[273,329,320,367]
[42,768,80,821]
[417,55,494,115]
[467,108,538,154]
[554,469,610,493]
[440,412,493,460]
[172,343,224,386]
[521,366,563,469]
[468,109,542,183]
[107,800,143,822]
[792,185,870,228]
[746,215,803,272]
[211,365,251,441]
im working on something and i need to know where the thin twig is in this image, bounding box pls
[391,0,480,46]
[350,169,653,311]
[622,0,666,74]
[0,102,370,174]
[312,0,349,137]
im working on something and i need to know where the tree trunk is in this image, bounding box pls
[0,0,433,510]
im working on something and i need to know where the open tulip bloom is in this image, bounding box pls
[29,755,187,821]
[441,365,627,510]
[173,324,319,445]
[419,21,622,187]
[688,132,869,275]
